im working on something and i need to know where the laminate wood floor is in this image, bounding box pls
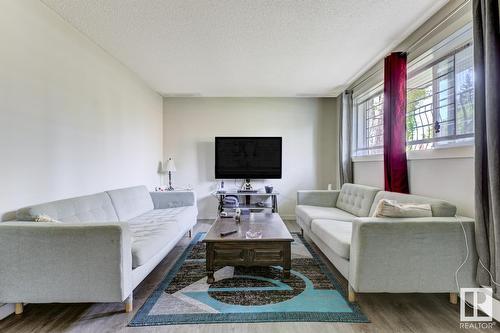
[0,220,497,333]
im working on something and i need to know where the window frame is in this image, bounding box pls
[352,88,384,156]
[406,42,474,149]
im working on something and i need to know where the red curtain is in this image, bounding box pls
[383,52,409,193]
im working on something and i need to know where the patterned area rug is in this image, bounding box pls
[129,232,368,326]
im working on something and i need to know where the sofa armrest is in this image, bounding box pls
[349,216,478,293]
[0,222,132,303]
[296,190,340,207]
[150,191,196,209]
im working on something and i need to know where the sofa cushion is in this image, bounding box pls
[311,219,352,259]
[335,183,380,217]
[128,207,197,268]
[106,186,154,221]
[16,192,118,223]
[296,205,357,229]
[127,206,198,225]
[129,220,183,268]
[368,191,456,217]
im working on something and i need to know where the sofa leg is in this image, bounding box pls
[124,294,133,313]
[300,228,304,237]
[188,228,193,238]
[15,303,23,315]
[348,285,357,302]
[449,292,458,305]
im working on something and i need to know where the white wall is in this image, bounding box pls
[163,97,338,220]
[0,0,163,222]
[353,155,474,217]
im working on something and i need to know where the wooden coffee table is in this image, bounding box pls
[203,212,293,283]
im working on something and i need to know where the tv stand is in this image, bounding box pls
[214,189,279,213]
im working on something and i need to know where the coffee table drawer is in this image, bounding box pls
[252,248,283,263]
[213,248,245,264]
[212,243,285,266]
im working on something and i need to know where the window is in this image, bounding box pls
[353,90,384,156]
[406,24,474,150]
[406,43,474,150]
[351,25,474,157]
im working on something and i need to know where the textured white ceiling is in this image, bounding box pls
[41,0,448,97]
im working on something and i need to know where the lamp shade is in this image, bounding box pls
[165,158,176,172]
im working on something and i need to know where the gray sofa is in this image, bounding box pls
[296,183,477,303]
[0,185,197,314]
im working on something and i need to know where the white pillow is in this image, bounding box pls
[372,199,432,218]
[33,215,62,223]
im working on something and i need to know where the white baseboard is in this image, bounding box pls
[0,303,14,320]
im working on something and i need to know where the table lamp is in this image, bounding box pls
[165,158,176,191]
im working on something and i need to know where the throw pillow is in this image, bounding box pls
[372,199,432,218]
[33,215,62,223]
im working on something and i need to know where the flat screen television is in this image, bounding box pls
[215,137,282,179]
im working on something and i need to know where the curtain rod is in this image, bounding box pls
[348,0,471,92]
[406,0,470,53]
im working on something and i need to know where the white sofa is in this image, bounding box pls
[296,183,477,303]
[0,185,197,314]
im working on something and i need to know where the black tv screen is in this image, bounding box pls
[215,137,282,179]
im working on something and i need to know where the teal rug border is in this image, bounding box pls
[129,232,369,326]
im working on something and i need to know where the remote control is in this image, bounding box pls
[220,230,237,237]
